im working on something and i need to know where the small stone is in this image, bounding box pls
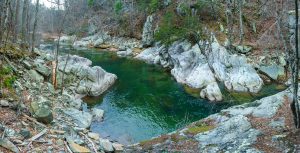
[19,129,31,139]
[99,138,114,152]
[88,132,100,140]
[0,99,9,107]
[68,140,91,153]
[0,138,19,153]
[236,45,252,54]
[56,139,64,146]
[112,143,124,152]
[92,108,104,120]
[22,60,32,69]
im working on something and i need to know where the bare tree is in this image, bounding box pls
[225,0,234,50]
[291,0,300,128]
[13,0,20,42]
[31,0,40,52]
[238,0,244,46]
[21,0,29,49]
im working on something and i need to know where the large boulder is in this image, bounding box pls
[142,15,154,47]
[200,82,223,101]
[135,46,160,64]
[30,97,53,124]
[58,55,117,97]
[35,63,51,77]
[63,108,93,129]
[209,40,263,93]
[76,66,117,96]
[27,70,44,83]
[259,65,285,80]
[58,55,92,74]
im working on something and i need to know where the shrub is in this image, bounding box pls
[3,76,16,88]
[154,11,203,46]
[114,0,123,14]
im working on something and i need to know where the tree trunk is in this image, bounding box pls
[238,0,244,46]
[225,0,233,49]
[21,0,28,49]
[291,0,300,129]
[31,0,40,52]
[13,0,20,42]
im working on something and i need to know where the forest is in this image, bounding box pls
[0,0,300,152]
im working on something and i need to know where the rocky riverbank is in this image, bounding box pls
[69,31,287,102]
[0,49,124,152]
[125,87,299,152]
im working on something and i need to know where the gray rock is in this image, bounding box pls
[252,91,292,118]
[117,49,133,57]
[35,63,51,77]
[200,82,223,101]
[63,108,93,129]
[99,138,114,152]
[88,132,100,140]
[142,15,154,47]
[0,138,19,153]
[269,117,285,129]
[93,38,104,47]
[27,70,44,83]
[22,60,32,69]
[19,129,31,139]
[56,35,76,44]
[236,45,252,54]
[0,99,9,107]
[76,66,117,97]
[30,97,53,124]
[196,115,261,152]
[92,108,104,120]
[135,46,160,64]
[209,40,263,93]
[112,143,124,152]
[259,65,285,80]
[221,105,254,116]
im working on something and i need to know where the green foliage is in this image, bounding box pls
[0,66,12,76]
[0,65,16,89]
[149,0,159,13]
[185,124,214,135]
[154,11,202,46]
[114,0,123,14]
[3,76,16,88]
[87,0,94,7]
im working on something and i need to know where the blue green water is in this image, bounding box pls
[58,47,285,145]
